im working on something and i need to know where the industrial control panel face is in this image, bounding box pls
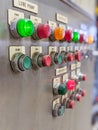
[0,0,94,130]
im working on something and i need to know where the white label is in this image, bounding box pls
[75,46,79,51]
[53,77,61,88]
[9,46,25,61]
[59,23,66,30]
[76,62,81,68]
[59,47,66,52]
[49,46,57,54]
[63,73,68,82]
[71,71,75,78]
[31,46,42,57]
[56,66,67,76]
[14,0,38,14]
[53,98,60,109]
[30,15,42,25]
[66,47,70,52]
[56,13,68,24]
[70,64,76,70]
[76,69,80,75]
[69,46,73,52]
[48,21,57,30]
[8,9,24,25]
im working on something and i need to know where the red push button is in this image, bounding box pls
[81,90,86,97]
[79,34,84,43]
[67,53,74,61]
[42,55,52,67]
[75,50,82,61]
[75,94,82,101]
[64,30,73,42]
[66,80,76,91]
[82,74,87,81]
[37,24,51,39]
[66,100,75,109]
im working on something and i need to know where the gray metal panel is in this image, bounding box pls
[0,0,94,130]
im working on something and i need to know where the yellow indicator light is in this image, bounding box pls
[87,35,94,44]
[54,27,64,40]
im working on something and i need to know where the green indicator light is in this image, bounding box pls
[16,19,35,37]
[58,84,67,95]
[72,32,79,43]
[23,56,32,70]
[57,54,63,64]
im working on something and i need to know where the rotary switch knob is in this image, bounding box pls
[67,53,74,62]
[49,27,65,41]
[52,103,65,117]
[10,18,35,38]
[11,53,32,72]
[32,24,51,40]
[66,79,76,91]
[77,88,86,97]
[75,50,82,61]
[64,30,73,42]
[50,52,63,65]
[32,52,51,69]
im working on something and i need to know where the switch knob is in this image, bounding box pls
[64,30,73,42]
[51,52,63,64]
[11,53,32,72]
[74,93,82,101]
[75,50,82,61]
[78,88,86,97]
[49,27,65,41]
[72,31,79,43]
[67,53,74,62]
[79,34,84,43]
[78,73,87,81]
[66,99,75,109]
[66,80,76,91]
[10,19,35,38]
[32,24,51,40]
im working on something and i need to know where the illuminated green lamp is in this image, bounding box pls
[16,19,35,37]
[72,32,79,43]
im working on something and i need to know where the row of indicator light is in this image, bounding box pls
[10,48,83,72]
[52,73,87,117]
[10,18,94,44]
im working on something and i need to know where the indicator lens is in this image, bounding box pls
[58,84,67,95]
[57,54,63,64]
[66,80,76,91]
[16,19,35,37]
[54,27,64,40]
[23,56,32,70]
[79,34,84,43]
[87,35,93,44]
[72,32,79,42]
[64,30,73,42]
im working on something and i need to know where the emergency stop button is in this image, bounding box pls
[32,24,51,40]
[66,80,76,91]
[10,19,35,38]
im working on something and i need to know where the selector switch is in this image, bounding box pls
[32,52,52,69]
[11,53,32,72]
[53,83,68,95]
[77,88,86,97]
[50,52,63,65]
[70,93,82,102]
[32,24,51,40]
[10,19,35,38]
[49,27,65,41]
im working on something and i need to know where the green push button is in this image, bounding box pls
[58,84,67,95]
[57,53,63,64]
[22,56,32,70]
[72,32,79,43]
[16,19,35,37]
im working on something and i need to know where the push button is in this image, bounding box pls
[50,52,63,65]
[67,53,74,62]
[72,31,79,43]
[78,73,87,81]
[10,19,35,38]
[66,99,75,109]
[75,50,82,61]
[11,53,32,72]
[64,30,73,42]
[71,93,82,102]
[77,88,86,97]
[49,27,65,41]
[32,24,51,40]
